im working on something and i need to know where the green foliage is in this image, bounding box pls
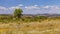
[20,16,48,22]
[0,14,49,23]
[14,8,23,18]
[0,16,13,23]
[33,16,48,22]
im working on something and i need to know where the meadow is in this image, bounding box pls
[0,15,60,34]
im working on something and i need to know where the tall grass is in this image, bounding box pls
[1,15,60,23]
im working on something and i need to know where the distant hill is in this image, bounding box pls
[0,14,60,17]
[0,14,12,16]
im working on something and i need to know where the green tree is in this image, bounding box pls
[14,8,23,18]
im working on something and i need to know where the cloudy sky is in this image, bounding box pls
[0,0,60,14]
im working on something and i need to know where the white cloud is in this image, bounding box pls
[24,5,60,14]
[9,4,24,11]
[0,5,60,14]
[0,6,8,11]
[9,6,20,10]
[42,5,60,14]
[44,5,60,9]
[34,5,38,6]
[18,4,23,6]
[25,6,40,10]
[43,5,50,9]
[9,4,24,10]
[0,6,11,14]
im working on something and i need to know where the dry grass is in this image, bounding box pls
[0,19,60,34]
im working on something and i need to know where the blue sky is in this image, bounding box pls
[0,0,60,14]
[0,0,60,7]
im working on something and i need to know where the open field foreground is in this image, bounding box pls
[0,19,60,34]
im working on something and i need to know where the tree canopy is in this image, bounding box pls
[14,8,23,18]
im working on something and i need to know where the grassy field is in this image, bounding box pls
[0,18,60,34]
